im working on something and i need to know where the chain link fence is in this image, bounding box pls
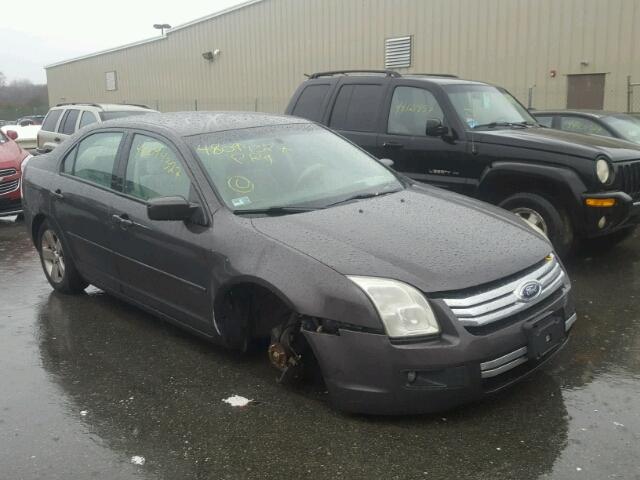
[627,76,640,114]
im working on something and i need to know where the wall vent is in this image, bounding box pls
[385,36,412,69]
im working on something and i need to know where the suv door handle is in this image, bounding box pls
[112,214,134,228]
[54,137,61,143]
[51,189,64,200]
[383,141,404,149]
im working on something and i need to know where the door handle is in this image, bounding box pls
[112,214,134,228]
[54,137,61,143]
[51,189,64,200]
[383,141,404,149]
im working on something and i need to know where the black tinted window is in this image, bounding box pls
[329,84,384,132]
[291,84,330,121]
[42,109,63,132]
[60,109,80,135]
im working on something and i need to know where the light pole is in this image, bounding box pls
[153,23,172,36]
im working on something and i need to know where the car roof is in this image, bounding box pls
[532,109,624,118]
[98,111,312,136]
[402,76,489,86]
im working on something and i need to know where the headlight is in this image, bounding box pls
[348,276,440,338]
[596,157,613,184]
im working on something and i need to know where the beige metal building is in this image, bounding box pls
[45,0,640,113]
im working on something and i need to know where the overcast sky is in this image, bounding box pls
[0,0,247,84]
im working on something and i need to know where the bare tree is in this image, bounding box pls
[0,75,48,120]
[0,72,5,88]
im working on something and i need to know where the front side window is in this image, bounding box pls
[445,84,536,129]
[124,134,191,201]
[42,109,63,132]
[560,116,611,137]
[329,84,385,132]
[69,132,123,188]
[387,86,444,135]
[189,123,402,212]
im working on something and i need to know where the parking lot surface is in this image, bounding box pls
[1,217,639,480]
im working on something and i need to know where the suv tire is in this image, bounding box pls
[37,220,88,294]
[499,192,574,256]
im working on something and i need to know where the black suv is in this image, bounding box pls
[286,70,640,255]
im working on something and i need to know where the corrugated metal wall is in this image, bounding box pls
[46,0,640,113]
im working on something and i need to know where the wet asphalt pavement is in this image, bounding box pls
[1,217,640,480]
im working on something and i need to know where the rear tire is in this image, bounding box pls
[499,192,574,257]
[37,220,88,294]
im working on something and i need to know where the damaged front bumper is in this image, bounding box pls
[303,288,575,415]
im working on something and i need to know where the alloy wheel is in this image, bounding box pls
[511,207,549,236]
[41,230,66,283]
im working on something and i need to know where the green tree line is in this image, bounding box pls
[0,71,49,121]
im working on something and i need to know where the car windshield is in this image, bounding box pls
[99,111,151,121]
[188,123,403,213]
[445,84,537,129]
[602,115,640,144]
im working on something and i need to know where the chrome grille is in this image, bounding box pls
[0,178,20,195]
[619,161,640,200]
[442,254,567,327]
[0,168,17,177]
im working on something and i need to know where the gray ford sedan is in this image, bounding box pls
[22,112,576,415]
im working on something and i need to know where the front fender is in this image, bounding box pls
[478,161,587,219]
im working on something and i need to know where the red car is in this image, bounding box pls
[0,129,31,217]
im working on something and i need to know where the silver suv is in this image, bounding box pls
[37,103,157,153]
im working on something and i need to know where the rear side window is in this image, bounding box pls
[60,109,80,135]
[560,116,611,137]
[329,84,385,132]
[387,86,445,136]
[79,111,98,129]
[536,115,554,127]
[291,84,330,121]
[69,132,123,188]
[41,109,63,132]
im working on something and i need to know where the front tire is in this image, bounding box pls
[37,220,88,294]
[499,192,574,257]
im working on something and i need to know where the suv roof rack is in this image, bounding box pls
[410,73,459,78]
[307,69,401,79]
[55,102,102,107]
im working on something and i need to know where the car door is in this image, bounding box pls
[38,108,65,152]
[109,131,213,333]
[51,131,125,291]
[377,83,472,194]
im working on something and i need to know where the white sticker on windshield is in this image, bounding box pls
[231,196,251,207]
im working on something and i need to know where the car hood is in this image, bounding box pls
[251,187,552,293]
[474,127,640,162]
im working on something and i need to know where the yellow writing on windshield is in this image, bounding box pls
[196,142,292,165]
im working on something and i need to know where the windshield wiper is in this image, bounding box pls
[324,189,401,208]
[473,121,532,129]
[233,205,318,216]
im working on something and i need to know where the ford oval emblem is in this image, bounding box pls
[516,280,543,302]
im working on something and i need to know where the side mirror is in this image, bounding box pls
[379,158,394,168]
[147,196,199,221]
[425,119,449,137]
[6,130,18,140]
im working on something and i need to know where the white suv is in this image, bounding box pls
[37,103,157,153]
